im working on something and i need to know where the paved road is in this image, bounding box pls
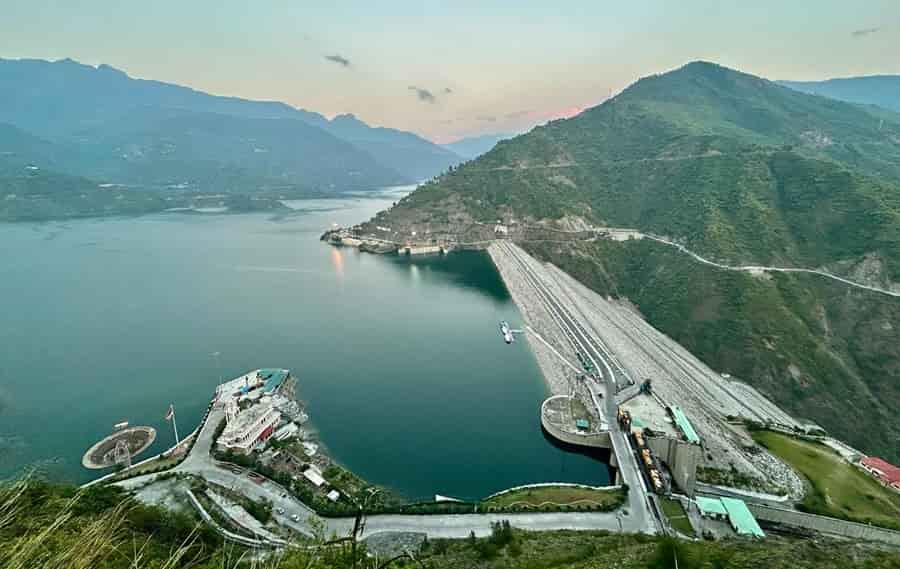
[118,391,649,540]
[496,241,658,535]
[641,234,900,298]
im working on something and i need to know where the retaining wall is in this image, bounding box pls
[748,504,900,546]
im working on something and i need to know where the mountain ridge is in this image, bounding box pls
[0,57,460,189]
[441,133,514,159]
[367,61,900,461]
[779,74,900,114]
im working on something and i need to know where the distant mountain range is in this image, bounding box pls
[372,61,900,462]
[441,133,514,159]
[0,57,463,219]
[779,75,900,114]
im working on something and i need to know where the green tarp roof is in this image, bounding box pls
[671,406,701,444]
[696,496,727,516]
[720,497,765,538]
[259,368,288,392]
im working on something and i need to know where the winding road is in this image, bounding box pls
[639,234,899,298]
[119,396,651,541]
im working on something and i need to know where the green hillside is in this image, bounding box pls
[374,62,900,460]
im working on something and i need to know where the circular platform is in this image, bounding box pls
[81,426,157,469]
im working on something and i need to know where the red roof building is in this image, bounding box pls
[860,457,900,490]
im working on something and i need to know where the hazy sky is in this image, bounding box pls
[3,1,899,142]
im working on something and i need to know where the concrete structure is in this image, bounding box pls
[540,395,612,450]
[696,496,728,520]
[493,241,655,533]
[720,497,765,538]
[216,369,290,404]
[82,426,157,469]
[303,466,326,487]
[403,244,443,255]
[217,402,281,455]
[646,435,702,496]
[860,456,900,491]
[669,406,700,444]
[749,504,900,546]
[273,421,299,442]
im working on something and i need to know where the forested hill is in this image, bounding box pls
[374,61,900,461]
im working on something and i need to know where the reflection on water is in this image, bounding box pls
[330,248,345,279]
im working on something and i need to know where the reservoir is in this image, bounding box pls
[0,187,611,499]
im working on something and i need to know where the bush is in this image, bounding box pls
[244,498,273,524]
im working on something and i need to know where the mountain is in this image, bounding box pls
[327,113,463,181]
[442,133,513,159]
[0,58,327,136]
[0,57,457,192]
[779,75,900,114]
[368,61,900,461]
[64,110,403,191]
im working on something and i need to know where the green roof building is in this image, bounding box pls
[696,496,728,519]
[671,406,701,444]
[720,497,765,538]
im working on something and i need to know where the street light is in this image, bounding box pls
[211,351,223,390]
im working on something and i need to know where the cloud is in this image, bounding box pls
[504,109,531,119]
[476,115,497,123]
[851,27,880,38]
[324,54,350,67]
[408,86,436,103]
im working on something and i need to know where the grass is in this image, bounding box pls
[481,485,625,511]
[659,498,696,537]
[4,478,900,569]
[753,430,900,530]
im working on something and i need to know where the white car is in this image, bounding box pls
[276,507,285,514]
[290,514,300,522]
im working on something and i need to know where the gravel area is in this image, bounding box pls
[363,532,426,558]
[132,477,191,513]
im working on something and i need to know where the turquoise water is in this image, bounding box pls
[0,188,610,499]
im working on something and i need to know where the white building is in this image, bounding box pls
[303,465,326,487]
[272,421,299,442]
[217,402,281,455]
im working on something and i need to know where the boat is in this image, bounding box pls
[499,321,514,344]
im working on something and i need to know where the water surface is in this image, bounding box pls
[0,187,610,499]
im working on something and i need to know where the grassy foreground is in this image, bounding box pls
[753,431,900,530]
[2,478,899,568]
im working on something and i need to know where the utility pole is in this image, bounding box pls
[166,403,180,445]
